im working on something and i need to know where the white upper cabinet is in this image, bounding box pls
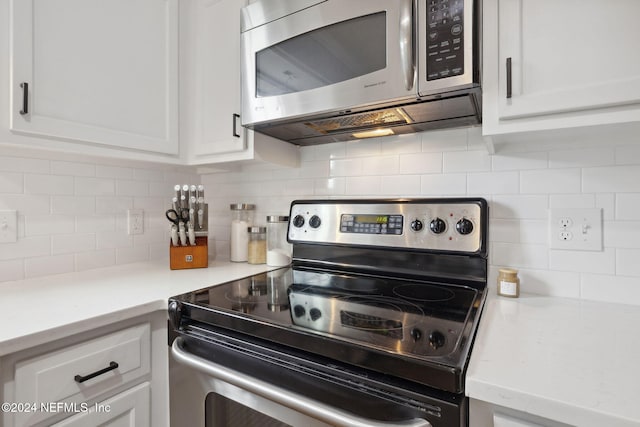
[181,0,299,167]
[9,0,179,155]
[483,0,640,138]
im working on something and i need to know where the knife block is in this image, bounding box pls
[169,236,208,270]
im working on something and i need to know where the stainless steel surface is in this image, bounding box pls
[172,338,432,427]
[288,200,484,253]
[241,0,481,146]
[417,0,479,96]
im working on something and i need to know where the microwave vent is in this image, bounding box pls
[304,108,413,135]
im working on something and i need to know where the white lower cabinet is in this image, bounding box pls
[0,312,168,427]
[51,383,150,427]
[470,399,571,427]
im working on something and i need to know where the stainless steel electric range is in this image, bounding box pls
[168,198,488,427]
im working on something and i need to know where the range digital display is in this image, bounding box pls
[340,213,403,235]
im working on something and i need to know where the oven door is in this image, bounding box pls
[169,328,466,427]
[240,0,416,127]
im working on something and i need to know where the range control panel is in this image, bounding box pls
[288,199,487,254]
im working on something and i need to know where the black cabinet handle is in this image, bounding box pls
[19,82,29,115]
[74,361,119,383]
[506,57,512,99]
[232,113,240,138]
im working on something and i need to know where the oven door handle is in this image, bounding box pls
[171,338,432,427]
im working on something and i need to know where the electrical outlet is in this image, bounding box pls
[0,210,17,243]
[549,208,602,251]
[127,209,144,235]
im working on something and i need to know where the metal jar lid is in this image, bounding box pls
[230,203,255,210]
[266,215,289,223]
[247,226,267,233]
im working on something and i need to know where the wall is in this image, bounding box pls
[203,126,640,306]
[0,147,198,282]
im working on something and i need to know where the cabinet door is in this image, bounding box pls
[496,0,640,120]
[51,382,150,427]
[192,0,247,158]
[10,0,179,155]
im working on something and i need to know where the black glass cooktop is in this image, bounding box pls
[173,266,478,361]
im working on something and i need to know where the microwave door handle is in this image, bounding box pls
[172,338,432,427]
[399,0,415,91]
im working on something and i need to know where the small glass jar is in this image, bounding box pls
[266,215,292,267]
[230,204,255,262]
[247,226,267,264]
[497,268,520,298]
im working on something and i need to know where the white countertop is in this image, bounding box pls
[0,259,275,356]
[466,291,640,427]
[3,262,639,426]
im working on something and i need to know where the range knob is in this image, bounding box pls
[410,328,422,342]
[428,330,446,350]
[429,218,447,234]
[293,305,306,318]
[309,308,322,321]
[309,215,322,229]
[455,218,474,235]
[410,219,423,231]
[292,215,305,228]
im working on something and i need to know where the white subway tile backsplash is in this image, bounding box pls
[581,274,640,305]
[76,249,116,271]
[24,254,75,278]
[520,169,581,194]
[361,155,399,176]
[421,128,468,152]
[583,165,640,193]
[116,179,148,196]
[616,194,640,220]
[549,248,616,275]
[75,177,115,196]
[0,259,24,282]
[493,242,549,269]
[492,195,548,219]
[51,160,95,177]
[25,215,75,236]
[549,147,615,168]
[399,152,442,174]
[616,249,640,277]
[420,173,466,195]
[3,127,640,308]
[0,156,49,173]
[0,236,50,261]
[467,171,519,195]
[52,196,95,215]
[52,233,95,255]
[25,173,74,195]
[491,151,547,171]
[381,175,421,196]
[443,150,491,172]
[0,172,24,193]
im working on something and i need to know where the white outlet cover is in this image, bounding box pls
[0,210,17,243]
[548,208,602,251]
[127,209,144,235]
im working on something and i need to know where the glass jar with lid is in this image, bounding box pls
[247,226,267,264]
[266,216,291,267]
[230,204,255,262]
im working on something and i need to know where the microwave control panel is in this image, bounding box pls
[426,0,465,80]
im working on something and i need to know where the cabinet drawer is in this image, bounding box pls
[12,323,150,426]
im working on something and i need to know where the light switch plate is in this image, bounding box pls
[127,209,144,235]
[0,210,18,243]
[548,208,602,251]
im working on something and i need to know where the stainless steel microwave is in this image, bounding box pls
[241,0,481,146]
